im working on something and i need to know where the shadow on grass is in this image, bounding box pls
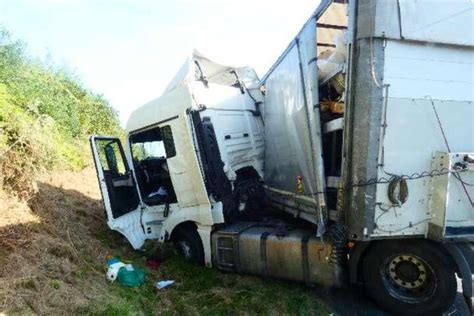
[2,181,331,315]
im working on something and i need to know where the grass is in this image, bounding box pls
[0,167,331,315]
[79,227,331,315]
[79,223,333,316]
[79,252,331,316]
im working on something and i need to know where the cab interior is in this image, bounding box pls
[129,125,178,205]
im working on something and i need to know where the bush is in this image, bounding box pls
[0,27,122,195]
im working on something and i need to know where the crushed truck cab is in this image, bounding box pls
[91,51,265,264]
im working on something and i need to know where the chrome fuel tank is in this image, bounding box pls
[212,222,337,287]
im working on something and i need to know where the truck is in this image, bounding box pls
[90,0,474,314]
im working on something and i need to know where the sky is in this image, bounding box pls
[0,0,320,126]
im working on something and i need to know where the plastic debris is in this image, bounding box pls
[124,263,134,271]
[106,257,126,281]
[117,266,145,287]
[317,31,347,83]
[155,280,175,290]
[105,257,145,287]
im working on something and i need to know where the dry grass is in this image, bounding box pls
[0,166,113,314]
[0,167,330,315]
[0,190,40,254]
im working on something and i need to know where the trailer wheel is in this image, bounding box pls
[172,227,204,264]
[363,240,456,315]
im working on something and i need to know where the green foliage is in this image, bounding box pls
[0,27,122,193]
[50,280,61,290]
[131,143,149,161]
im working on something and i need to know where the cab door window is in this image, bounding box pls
[93,138,140,218]
[130,125,177,205]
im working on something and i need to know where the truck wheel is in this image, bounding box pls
[172,227,204,264]
[363,240,456,315]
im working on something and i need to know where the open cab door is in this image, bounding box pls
[90,136,146,249]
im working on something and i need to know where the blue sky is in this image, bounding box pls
[1,0,320,125]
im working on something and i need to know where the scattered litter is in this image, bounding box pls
[118,266,145,287]
[124,263,134,271]
[106,256,145,287]
[106,257,126,281]
[155,280,175,290]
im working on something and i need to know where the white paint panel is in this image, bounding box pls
[384,40,474,101]
[373,97,473,237]
[194,83,265,181]
[399,0,474,46]
[384,98,473,168]
[373,37,474,237]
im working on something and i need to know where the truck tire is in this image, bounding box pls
[172,227,204,265]
[363,240,456,315]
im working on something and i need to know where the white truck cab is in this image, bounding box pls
[91,51,265,265]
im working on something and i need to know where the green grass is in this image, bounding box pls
[78,247,331,316]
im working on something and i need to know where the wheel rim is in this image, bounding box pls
[381,253,437,304]
[177,240,193,260]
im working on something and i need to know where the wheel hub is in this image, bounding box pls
[388,255,427,289]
